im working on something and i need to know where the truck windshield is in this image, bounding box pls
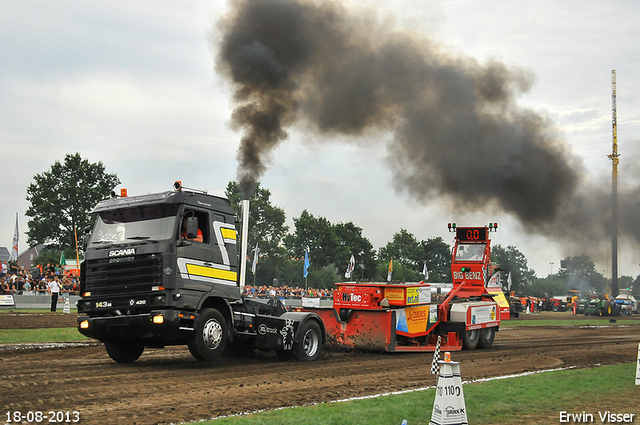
[90,205,179,246]
[455,243,486,261]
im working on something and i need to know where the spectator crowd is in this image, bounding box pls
[2,260,331,300]
[1,260,79,296]
[243,285,333,299]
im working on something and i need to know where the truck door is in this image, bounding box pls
[177,209,238,291]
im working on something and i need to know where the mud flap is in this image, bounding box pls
[306,308,395,351]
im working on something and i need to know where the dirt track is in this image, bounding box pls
[1,312,639,425]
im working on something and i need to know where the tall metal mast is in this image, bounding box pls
[608,70,619,297]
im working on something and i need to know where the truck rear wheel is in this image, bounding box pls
[462,329,479,350]
[105,340,144,363]
[188,308,227,361]
[478,327,495,349]
[294,320,322,361]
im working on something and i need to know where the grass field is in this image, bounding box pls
[500,317,640,327]
[0,327,90,344]
[194,363,639,425]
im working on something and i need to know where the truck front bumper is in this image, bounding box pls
[77,309,194,344]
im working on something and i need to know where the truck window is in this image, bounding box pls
[90,205,179,246]
[455,243,486,261]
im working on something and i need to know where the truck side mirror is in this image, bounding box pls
[185,217,198,240]
[82,234,91,251]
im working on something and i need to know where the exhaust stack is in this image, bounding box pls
[239,199,250,293]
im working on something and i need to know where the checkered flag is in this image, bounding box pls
[430,335,441,374]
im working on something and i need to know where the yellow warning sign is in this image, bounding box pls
[487,288,510,308]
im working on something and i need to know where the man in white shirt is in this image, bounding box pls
[47,276,62,312]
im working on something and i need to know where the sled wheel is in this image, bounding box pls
[462,328,479,350]
[105,340,144,363]
[339,309,352,322]
[478,327,495,349]
[294,320,322,361]
[188,308,227,361]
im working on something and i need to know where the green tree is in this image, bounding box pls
[529,276,568,298]
[378,229,422,267]
[334,222,376,280]
[307,264,342,290]
[376,260,422,282]
[25,153,120,249]
[284,210,340,269]
[419,237,452,282]
[558,255,606,294]
[491,244,536,292]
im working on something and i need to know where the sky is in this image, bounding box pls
[2,0,639,280]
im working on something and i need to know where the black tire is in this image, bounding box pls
[188,308,227,361]
[294,320,322,361]
[478,327,495,349]
[339,309,352,322]
[104,340,144,363]
[462,328,479,350]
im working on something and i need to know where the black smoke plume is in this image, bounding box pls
[214,0,632,255]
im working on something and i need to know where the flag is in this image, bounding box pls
[251,243,259,274]
[303,250,310,278]
[423,261,429,280]
[10,213,18,261]
[60,252,66,266]
[387,258,393,282]
[507,271,512,291]
[345,254,355,278]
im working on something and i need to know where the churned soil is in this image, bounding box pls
[0,311,79,329]
[0,311,638,425]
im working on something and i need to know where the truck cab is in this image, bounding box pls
[78,185,324,363]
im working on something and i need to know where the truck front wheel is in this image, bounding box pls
[105,340,144,363]
[462,329,479,350]
[188,308,228,361]
[294,320,322,361]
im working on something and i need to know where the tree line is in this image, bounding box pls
[225,181,451,288]
[23,153,640,297]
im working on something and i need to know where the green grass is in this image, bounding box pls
[194,363,639,425]
[501,318,640,327]
[0,328,89,344]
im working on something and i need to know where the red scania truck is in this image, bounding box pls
[300,223,509,352]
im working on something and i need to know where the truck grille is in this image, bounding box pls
[84,254,162,296]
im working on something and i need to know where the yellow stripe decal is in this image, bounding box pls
[220,228,237,240]
[186,264,237,282]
